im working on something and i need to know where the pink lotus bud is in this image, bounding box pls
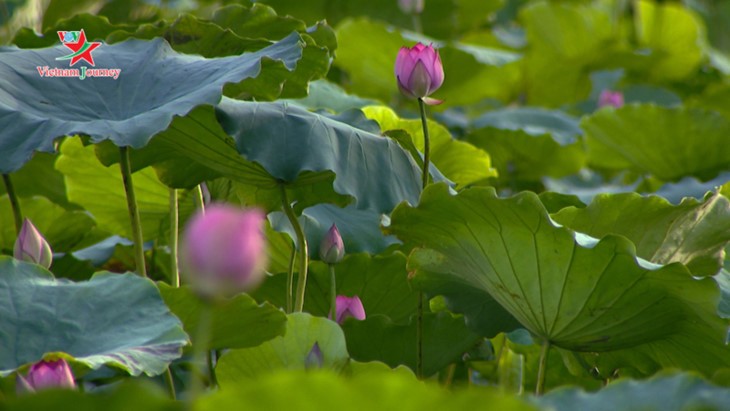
[304,342,324,369]
[335,295,366,324]
[18,359,76,393]
[398,0,424,14]
[13,218,52,269]
[319,223,344,264]
[395,43,444,104]
[181,204,268,298]
[598,90,624,108]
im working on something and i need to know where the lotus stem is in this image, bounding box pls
[415,97,432,380]
[286,243,296,313]
[536,338,550,395]
[163,368,176,400]
[193,184,206,213]
[329,264,337,320]
[2,173,22,236]
[280,184,309,312]
[188,303,212,410]
[119,146,147,278]
[169,188,179,287]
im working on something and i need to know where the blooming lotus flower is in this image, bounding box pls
[398,0,424,14]
[319,223,344,264]
[335,295,366,324]
[598,90,624,108]
[395,43,444,104]
[17,359,76,393]
[181,204,268,298]
[304,342,324,369]
[14,218,52,269]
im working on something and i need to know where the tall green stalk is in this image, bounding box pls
[119,146,147,278]
[193,184,206,213]
[415,97,432,379]
[188,304,212,410]
[535,338,550,395]
[169,188,179,287]
[286,244,296,313]
[280,184,309,312]
[2,174,22,236]
[329,264,337,320]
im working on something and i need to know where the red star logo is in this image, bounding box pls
[57,29,101,66]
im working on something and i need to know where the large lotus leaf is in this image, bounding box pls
[0,196,96,253]
[55,138,194,243]
[215,313,348,383]
[471,107,583,143]
[202,368,536,411]
[465,128,585,184]
[636,0,705,81]
[519,2,618,106]
[342,312,480,377]
[362,106,496,188]
[387,184,729,371]
[269,203,399,258]
[253,253,418,324]
[0,32,306,173]
[2,381,181,411]
[258,0,505,40]
[583,105,730,182]
[157,284,286,350]
[284,80,378,112]
[552,192,730,276]
[333,18,521,107]
[534,372,730,411]
[214,98,426,214]
[0,152,70,208]
[0,257,188,376]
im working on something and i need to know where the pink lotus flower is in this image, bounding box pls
[17,359,76,393]
[398,0,424,14]
[335,295,366,324]
[319,223,344,264]
[14,218,52,269]
[598,90,624,108]
[395,43,444,105]
[181,204,268,298]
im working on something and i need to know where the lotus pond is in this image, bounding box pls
[1,0,730,410]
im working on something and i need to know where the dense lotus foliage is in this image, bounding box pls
[1,0,730,409]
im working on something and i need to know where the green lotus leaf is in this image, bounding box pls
[0,32,306,173]
[0,257,188,376]
[387,184,730,376]
[553,192,730,276]
[215,313,348,383]
[363,106,496,188]
[534,372,730,411]
[157,284,286,350]
[342,312,481,377]
[583,105,730,182]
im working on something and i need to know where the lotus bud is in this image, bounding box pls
[319,223,344,264]
[181,204,268,299]
[18,359,76,393]
[395,43,444,105]
[598,90,624,108]
[335,295,366,324]
[304,342,324,369]
[14,218,53,269]
[398,0,424,14]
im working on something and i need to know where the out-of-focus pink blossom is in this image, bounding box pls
[598,90,624,108]
[17,359,76,393]
[181,204,268,298]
